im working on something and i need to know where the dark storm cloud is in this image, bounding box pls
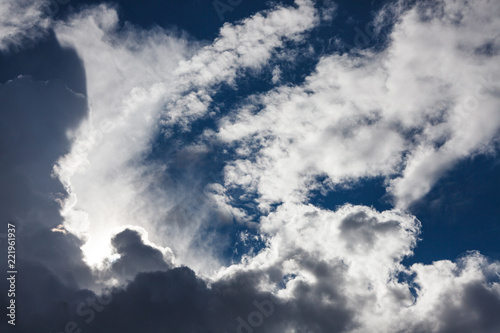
[6,215,500,333]
[8,263,92,333]
[433,282,500,333]
[0,32,87,227]
[0,71,93,286]
[0,32,92,331]
[109,229,171,280]
[20,251,355,333]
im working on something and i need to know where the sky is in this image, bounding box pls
[1,0,500,332]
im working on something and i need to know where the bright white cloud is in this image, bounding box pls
[216,0,500,210]
[161,0,319,130]
[214,202,500,332]
[52,4,192,268]
[51,0,321,274]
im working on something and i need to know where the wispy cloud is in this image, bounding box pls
[0,0,51,52]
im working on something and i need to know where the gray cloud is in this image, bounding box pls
[108,228,172,280]
[340,211,402,253]
[0,35,92,289]
[0,31,95,333]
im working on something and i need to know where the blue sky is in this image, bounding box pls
[1,0,500,332]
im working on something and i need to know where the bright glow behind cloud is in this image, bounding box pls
[52,4,191,266]
[52,1,320,270]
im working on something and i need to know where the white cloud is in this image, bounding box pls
[51,0,321,274]
[214,202,500,332]
[160,0,319,130]
[204,183,252,224]
[215,0,500,210]
[0,0,50,52]
[271,66,281,84]
[402,252,500,333]
[52,4,192,268]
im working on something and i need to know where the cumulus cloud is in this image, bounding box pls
[3,0,500,332]
[105,228,174,282]
[51,0,321,273]
[10,202,500,333]
[161,0,319,130]
[216,0,500,210]
[51,4,193,268]
[403,252,500,333]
